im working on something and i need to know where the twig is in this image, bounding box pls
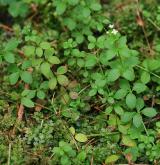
[148,18,160,31]
[85,138,96,149]
[17,83,29,121]
[78,84,90,95]
[90,155,94,165]
[0,24,13,32]
[62,120,80,151]
[144,115,160,124]
[87,132,119,137]
[17,50,25,58]
[135,0,152,54]
[71,134,80,151]
[142,26,152,53]
[17,104,25,121]
[7,143,11,165]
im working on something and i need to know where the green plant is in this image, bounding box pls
[1,0,160,164]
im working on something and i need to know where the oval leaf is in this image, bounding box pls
[122,135,136,147]
[107,69,120,82]
[126,93,136,109]
[141,108,157,118]
[105,155,119,164]
[21,71,32,84]
[40,62,51,78]
[4,52,15,63]
[49,77,57,90]
[57,75,69,86]
[57,66,67,75]
[133,113,142,128]
[9,72,19,85]
[48,56,60,64]
[21,97,34,108]
[75,133,88,142]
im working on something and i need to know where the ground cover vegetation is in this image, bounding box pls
[0,0,160,164]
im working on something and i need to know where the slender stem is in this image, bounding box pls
[142,120,155,146]
[136,65,160,79]
[40,120,44,128]
[142,120,149,136]
[135,0,152,52]
[7,143,11,165]
[142,26,152,52]
[148,18,160,31]
[117,52,124,66]
[78,84,90,95]
[87,132,119,137]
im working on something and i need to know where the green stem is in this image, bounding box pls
[142,120,149,136]
[136,65,160,79]
[87,132,119,137]
[148,18,160,31]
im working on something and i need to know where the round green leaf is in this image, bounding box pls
[122,68,135,81]
[133,82,147,94]
[5,38,19,51]
[77,151,86,161]
[21,97,34,108]
[21,89,36,99]
[105,155,119,164]
[57,75,69,86]
[55,2,66,15]
[141,108,157,118]
[121,112,135,123]
[8,1,28,17]
[37,90,45,99]
[88,36,96,43]
[82,7,91,18]
[23,46,35,57]
[141,71,150,84]
[69,127,75,135]
[67,0,79,5]
[9,72,19,85]
[48,56,60,64]
[64,18,76,30]
[4,52,15,63]
[75,133,88,142]
[57,66,67,74]
[126,93,136,109]
[90,3,101,11]
[49,77,57,90]
[114,88,128,100]
[40,62,51,78]
[36,47,43,57]
[60,155,71,165]
[21,71,33,84]
[136,98,144,111]
[100,50,116,64]
[89,88,97,97]
[85,55,97,67]
[122,135,136,147]
[133,113,142,128]
[88,43,95,49]
[107,69,120,82]
[114,105,124,116]
[40,42,51,49]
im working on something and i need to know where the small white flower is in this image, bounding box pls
[109,24,114,29]
[111,29,118,35]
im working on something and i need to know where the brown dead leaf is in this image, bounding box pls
[136,15,144,27]
[69,91,79,100]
